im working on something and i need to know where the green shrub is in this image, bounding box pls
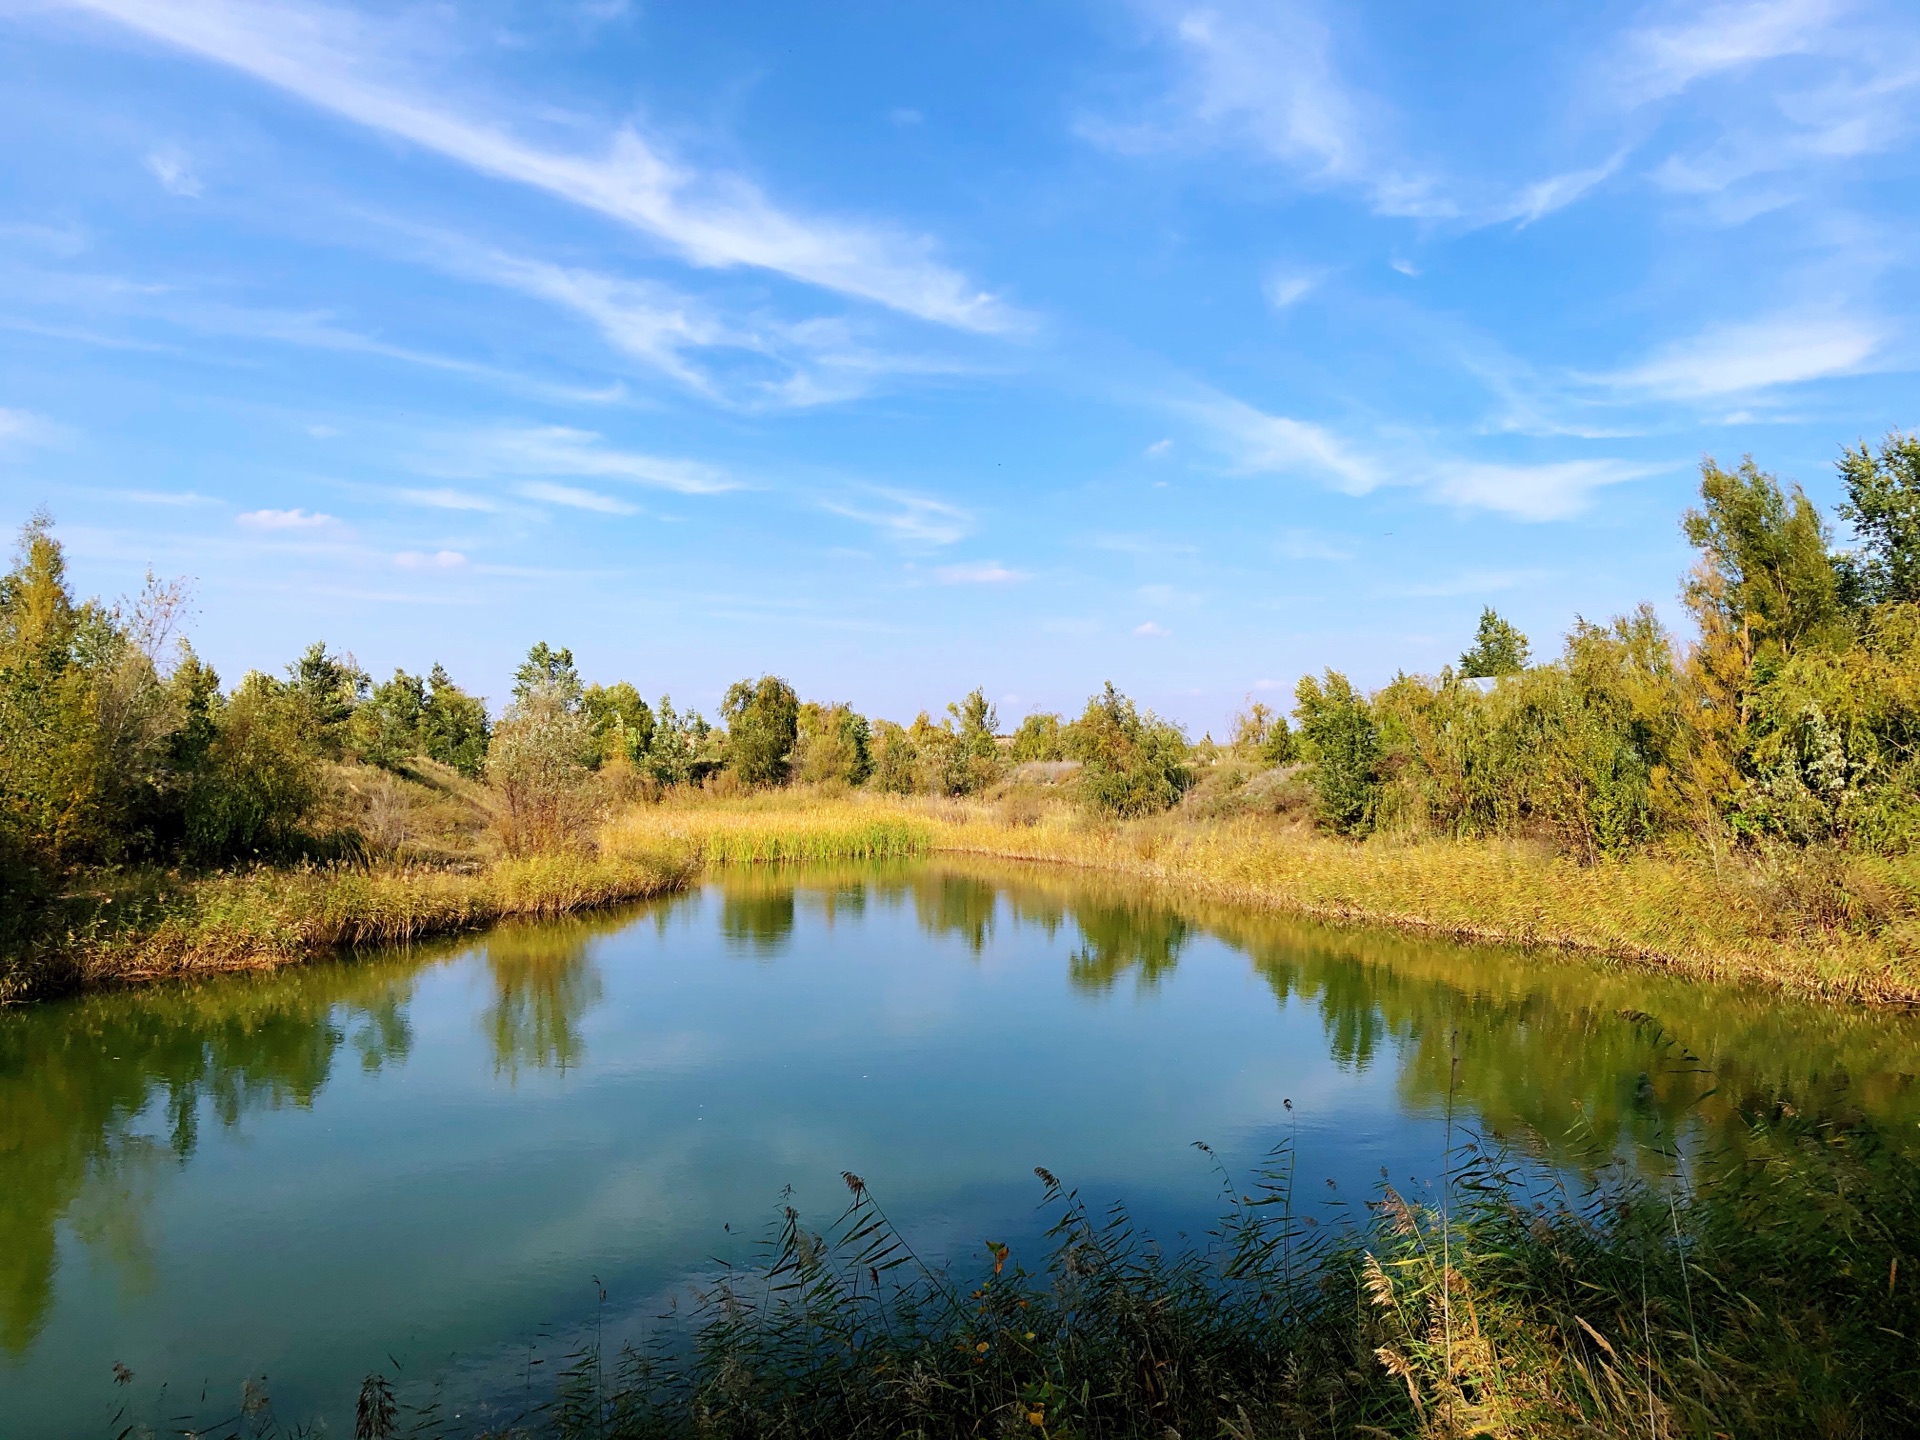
[722,675,800,787]
[1070,682,1192,817]
[1293,671,1380,836]
[792,702,873,786]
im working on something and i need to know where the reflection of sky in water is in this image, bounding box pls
[4,859,1920,1437]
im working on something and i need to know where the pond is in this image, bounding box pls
[5,858,1919,1437]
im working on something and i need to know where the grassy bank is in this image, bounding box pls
[0,800,931,1004]
[627,791,1920,1004]
[14,786,1920,1006]
[0,841,697,1004]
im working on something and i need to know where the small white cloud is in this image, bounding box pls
[145,146,202,198]
[1390,257,1420,277]
[518,481,638,515]
[889,106,924,126]
[1145,438,1174,458]
[937,561,1023,584]
[1133,620,1171,637]
[305,423,340,439]
[0,407,54,447]
[1250,677,1288,692]
[1264,270,1321,309]
[395,549,468,570]
[237,507,335,530]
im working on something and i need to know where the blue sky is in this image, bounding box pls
[1,0,1916,730]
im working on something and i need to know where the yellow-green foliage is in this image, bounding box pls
[607,794,932,865]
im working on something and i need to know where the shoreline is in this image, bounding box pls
[9,795,1919,1008]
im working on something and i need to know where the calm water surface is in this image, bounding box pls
[5,859,1920,1436]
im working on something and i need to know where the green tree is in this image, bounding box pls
[1459,607,1531,678]
[1294,670,1380,836]
[642,696,721,788]
[1683,457,1844,670]
[486,687,594,854]
[582,681,654,768]
[512,642,582,709]
[1230,701,1295,764]
[943,688,1001,795]
[353,669,428,771]
[1836,431,1920,608]
[0,515,117,892]
[182,671,323,864]
[287,642,367,757]
[868,720,919,794]
[722,675,800,787]
[1069,682,1193,816]
[1008,712,1066,763]
[420,664,490,778]
[792,702,873,786]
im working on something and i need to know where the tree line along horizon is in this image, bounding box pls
[3,430,1919,910]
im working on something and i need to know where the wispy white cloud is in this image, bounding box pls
[1497,153,1625,226]
[823,486,971,546]
[1597,313,1883,399]
[1386,567,1555,599]
[1133,620,1171,636]
[1089,0,1618,227]
[1619,0,1841,105]
[1181,392,1379,493]
[1612,0,1920,208]
[1429,459,1668,522]
[397,486,499,512]
[1263,269,1323,309]
[460,426,737,495]
[1175,383,1665,519]
[517,480,638,515]
[62,0,1020,331]
[936,560,1023,584]
[0,406,55,447]
[144,144,201,196]
[1274,527,1352,561]
[237,506,336,529]
[395,548,467,569]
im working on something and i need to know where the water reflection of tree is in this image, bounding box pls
[0,960,421,1352]
[912,874,998,954]
[720,890,797,956]
[483,923,604,1078]
[1066,905,1191,992]
[935,856,1920,1181]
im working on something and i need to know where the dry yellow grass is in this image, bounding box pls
[4,830,699,1002]
[17,785,1920,1006]
[624,790,1920,1004]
